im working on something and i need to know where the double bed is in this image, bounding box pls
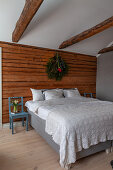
[25,88,113,169]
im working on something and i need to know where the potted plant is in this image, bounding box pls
[12,99,19,113]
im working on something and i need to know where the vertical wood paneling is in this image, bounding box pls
[0,41,97,123]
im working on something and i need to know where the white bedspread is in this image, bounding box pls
[25,96,97,114]
[25,97,113,168]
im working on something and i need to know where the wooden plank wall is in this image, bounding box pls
[0,41,97,123]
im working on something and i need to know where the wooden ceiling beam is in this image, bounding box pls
[59,16,113,49]
[98,46,113,54]
[12,0,44,42]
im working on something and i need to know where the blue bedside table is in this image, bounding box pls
[84,93,93,98]
[8,97,28,134]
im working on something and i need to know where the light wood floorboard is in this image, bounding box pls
[0,126,113,170]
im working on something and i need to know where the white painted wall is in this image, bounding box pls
[96,51,113,101]
[0,0,113,56]
[0,47,2,127]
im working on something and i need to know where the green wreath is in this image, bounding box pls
[46,53,68,81]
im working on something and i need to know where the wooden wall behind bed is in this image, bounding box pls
[0,41,97,123]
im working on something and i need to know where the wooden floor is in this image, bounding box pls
[0,126,113,170]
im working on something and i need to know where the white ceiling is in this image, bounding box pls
[0,0,113,56]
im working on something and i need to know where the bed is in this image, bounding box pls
[25,88,113,169]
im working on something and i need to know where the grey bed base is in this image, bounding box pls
[28,109,113,160]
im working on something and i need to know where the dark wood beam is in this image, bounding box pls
[12,0,44,42]
[98,46,113,54]
[59,16,113,49]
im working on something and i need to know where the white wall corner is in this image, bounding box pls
[0,47,2,127]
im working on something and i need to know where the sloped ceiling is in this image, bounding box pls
[0,0,113,56]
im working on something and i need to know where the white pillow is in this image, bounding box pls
[30,88,44,101]
[44,89,64,100]
[63,88,80,98]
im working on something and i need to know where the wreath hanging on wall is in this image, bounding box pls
[46,53,68,81]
